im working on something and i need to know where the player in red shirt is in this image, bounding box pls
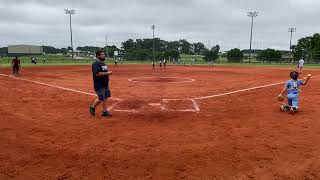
[11,56,21,76]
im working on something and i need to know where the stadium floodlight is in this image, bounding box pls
[288,28,296,51]
[247,11,259,62]
[151,25,156,66]
[65,9,76,60]
[288,28,296,61]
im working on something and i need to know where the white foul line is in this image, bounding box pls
[194,75,320,100]
[0,73,121,101]
[2,73,319,113]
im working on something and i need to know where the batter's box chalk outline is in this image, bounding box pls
[161,99,200,112]
[107,99,140,113]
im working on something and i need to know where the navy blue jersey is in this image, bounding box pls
[92,60,109,90]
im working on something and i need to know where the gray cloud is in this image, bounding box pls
[0,0,319,50]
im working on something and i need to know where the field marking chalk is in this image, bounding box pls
[191,99,200,112]
[0,73,122,102]
[128,77,195,84]
[194,74,320,100]
[161,98,200,112]
[2,73,319,113]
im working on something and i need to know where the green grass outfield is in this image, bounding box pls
[1,55,320,69]
[2,61,320,69]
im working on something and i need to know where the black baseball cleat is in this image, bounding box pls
[290,107,298,113]
[102,111,112,117]
[280,104,290,112]
[89,106,96,116]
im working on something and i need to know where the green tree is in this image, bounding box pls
[179,39,191,54]
[192,42,206,55]
[0,47,8,55]
[167,41,180,52]
[76,46,101,53]
[164,50,180,60]
[105,45,119,57]
[60,48,68,54]
[120,38,207,61]
[43,46,60,54]
[227,48,244,62]
[293,33,320,62]
[204,45,220,62]
[293,37,311,61]
[122,39,135,50]
[257,49,282,62]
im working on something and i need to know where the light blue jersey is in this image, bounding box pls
[286,80,303,94]
[285,80,303,108]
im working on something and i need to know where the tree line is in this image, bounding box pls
[1,33,319,63]
[293,33,320,62]
[121,38,209,61]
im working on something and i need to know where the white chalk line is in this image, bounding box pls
[194,75,320,100]
[191,99,200,112]
[0,74,136,112]
[0,73,166,113]
[0,73,122,105]
[161,99,200,112]
[2,73,319,113]
[128,77,195,84]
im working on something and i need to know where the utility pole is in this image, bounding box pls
[105,34,108,58]
[247,11,259,62]
[288,28,296,62]
[65,9,76,60]
[309,38,312,63]
[151,25,156,68]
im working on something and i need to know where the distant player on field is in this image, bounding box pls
[114,58,118,67]
[208,61,214,67]
[12,56,21,76]
[89,50,113,117]
[159,59,162,69]
[278,71,311,113]
[297,58,305,74]
[163,58,166,69]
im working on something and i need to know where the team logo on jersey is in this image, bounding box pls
[102,66,108,71]
[293,81,298,89]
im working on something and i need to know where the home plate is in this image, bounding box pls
[148,103,161,107]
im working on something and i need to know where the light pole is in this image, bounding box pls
[65,9,75,60]
[288,28,296,51]
[105,34,108,58]
[288,28,296,62]
[151,25,156,68]
[247,11,258,62]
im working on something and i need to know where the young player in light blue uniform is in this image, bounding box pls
[278,71,311,113]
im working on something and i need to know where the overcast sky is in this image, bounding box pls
[0,0,319,50]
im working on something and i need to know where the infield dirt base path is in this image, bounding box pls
[1,65,320,179]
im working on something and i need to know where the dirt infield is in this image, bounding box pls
[1,64,320,179]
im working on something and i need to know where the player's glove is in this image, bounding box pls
[277,94,284,102]
[307,74,312,78]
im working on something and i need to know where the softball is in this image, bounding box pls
[307,74,312,78]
